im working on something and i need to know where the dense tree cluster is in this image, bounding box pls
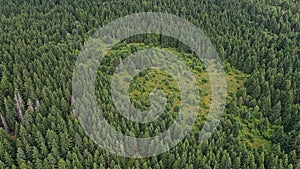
[0,0,299,168]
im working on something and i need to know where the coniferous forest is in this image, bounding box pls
[0,0,299,168]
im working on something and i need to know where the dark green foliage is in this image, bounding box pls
[0,0,299,168]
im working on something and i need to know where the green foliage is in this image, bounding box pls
[0,0,299,168]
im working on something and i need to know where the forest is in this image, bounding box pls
[0,0,299,168]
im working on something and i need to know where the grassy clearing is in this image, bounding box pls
[107,42,272,151]
[124,43,248,117]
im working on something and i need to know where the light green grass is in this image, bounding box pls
[125,43,248,117]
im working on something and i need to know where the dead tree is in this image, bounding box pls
[72,109,78,119]
[15,93,24,123]
[0,114,9,132]
[70,95,75,106]
[27,99,34,112]
[35,100,40,110]
[119,57,123,69]
[17,93,24,108]
[70,95,78,119]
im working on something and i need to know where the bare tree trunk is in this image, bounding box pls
[70,95,75,105]
[27,99,34,112]
[0,114,9,132]
[72,109,78,119]
[17,93,24,108]
[15,93,24,123]
[35,100,40,110]
[119,57,123,69]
